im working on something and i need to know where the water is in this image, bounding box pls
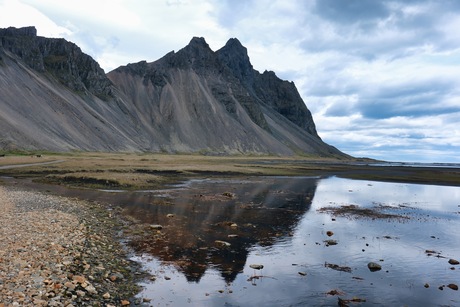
[368,162,460,168]
[126,176,460,306]
[4,175,458,305]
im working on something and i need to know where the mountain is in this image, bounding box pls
[0,26,348,157]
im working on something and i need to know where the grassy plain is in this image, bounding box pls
[1,152,460,188]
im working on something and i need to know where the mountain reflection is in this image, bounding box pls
[123,177,319,282]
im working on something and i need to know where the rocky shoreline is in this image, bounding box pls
[0,185,146,306]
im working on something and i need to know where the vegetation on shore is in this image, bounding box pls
[1,152,460,188]
[1,151,459,304]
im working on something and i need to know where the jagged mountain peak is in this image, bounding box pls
[221,38,248,58]
[225,37,243,47]
[188,36,210,48]
[110,36,322,138]
[217,38,254,84]
[179,36,215,59]
[148,36,220,74]
[0,28,347,157]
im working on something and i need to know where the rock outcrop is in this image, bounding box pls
[0,27,348,158]
[0,26,112,99]
[216,38,318,136]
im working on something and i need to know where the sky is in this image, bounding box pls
[0,0,459,163]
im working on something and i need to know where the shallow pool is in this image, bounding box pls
[126,176,460,306]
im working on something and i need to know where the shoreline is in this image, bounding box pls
[0,185,146,306]
[1,153,460,305]
[1,153,460,189]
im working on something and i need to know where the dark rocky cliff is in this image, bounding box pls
[216,38,318,136]
[0,26,112,99]
[0,27,348,158]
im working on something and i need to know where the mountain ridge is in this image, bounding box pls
[0,26,348,158]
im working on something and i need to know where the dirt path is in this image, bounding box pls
[0,160,65,170]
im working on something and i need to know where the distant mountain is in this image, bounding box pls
[0,26,348,157]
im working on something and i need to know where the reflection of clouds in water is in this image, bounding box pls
[313,176,460,212]
[128,177,460,306]
[134,255,228,306]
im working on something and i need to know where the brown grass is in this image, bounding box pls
[1,152,459,189]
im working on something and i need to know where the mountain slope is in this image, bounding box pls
[216,38,318,136]
[0,26,348,157]
[108,37,346,156]
[0,27,145,151]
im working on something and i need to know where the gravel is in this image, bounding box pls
[0,186,144,306]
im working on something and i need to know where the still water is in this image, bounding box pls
[119,176,460,306]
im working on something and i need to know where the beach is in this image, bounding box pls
[0,185,142,306]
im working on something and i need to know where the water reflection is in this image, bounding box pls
[8,175,459,306]
[124,176,319,283]
[131,177,460,306]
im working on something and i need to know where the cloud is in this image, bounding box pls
[315,112,460,162]
[322,78,460,119]
[1,0,459,162]
[299,0,460,62]
[314,0,390,25]
[0,0,70,37]
[15,0,230,70]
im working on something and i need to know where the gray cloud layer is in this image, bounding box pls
[1,0,459,162]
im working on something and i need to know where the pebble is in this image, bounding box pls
[367,262,382,272]
[85,284,98,295]
[0,186,141,306]
[448,259,459,265]
[324,239,338,246]
[249,264,264,270]
[447,284,458,291]
[73,275,86,284]
[150,224,163,230]
[215,240,231,247]
[110,272,124,282]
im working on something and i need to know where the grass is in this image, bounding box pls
[1,152,460,189]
